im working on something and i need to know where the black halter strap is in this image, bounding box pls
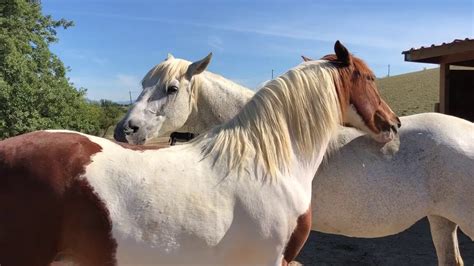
[169,132,197,146]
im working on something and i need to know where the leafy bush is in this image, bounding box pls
[0,0,103,139]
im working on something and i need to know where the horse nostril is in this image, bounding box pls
[125,120,140,134]
[131,126,139,133]
[390,125,398,133]
[396,117,401,128]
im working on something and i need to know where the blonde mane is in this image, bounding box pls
[199,61,342,179]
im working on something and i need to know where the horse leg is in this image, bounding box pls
[428,215,463,266]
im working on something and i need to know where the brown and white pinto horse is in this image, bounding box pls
[0,41,399,265]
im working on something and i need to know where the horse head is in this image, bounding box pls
[114,53,212,144]
[303,41,401,143]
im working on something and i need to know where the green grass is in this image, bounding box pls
[376,68,439,116]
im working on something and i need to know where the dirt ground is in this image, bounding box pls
[295,217,473,265]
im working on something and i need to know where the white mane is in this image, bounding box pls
[198,61,342,179]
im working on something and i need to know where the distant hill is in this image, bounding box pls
[115,100,133,106]
[376,68,439,116]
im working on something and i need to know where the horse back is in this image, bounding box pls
[0,131,102,189]
[0,131,117,265]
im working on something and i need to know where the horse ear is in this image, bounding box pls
[301,55,313,62]
[334,40,351,65]
[187,53,212,78]
[166,53,174,61]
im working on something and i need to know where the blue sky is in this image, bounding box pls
[43,0,473,102]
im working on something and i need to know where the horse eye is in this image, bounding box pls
[167,85,178,95]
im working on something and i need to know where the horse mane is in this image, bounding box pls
[198,60,342,180]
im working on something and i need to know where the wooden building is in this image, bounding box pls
[403,38,474,121]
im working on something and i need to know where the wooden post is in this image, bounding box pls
[439,63,450,114]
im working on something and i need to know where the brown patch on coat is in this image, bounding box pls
[0,131,117,266]
[282,206,312,266]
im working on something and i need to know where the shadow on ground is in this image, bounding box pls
[296,218,473,265]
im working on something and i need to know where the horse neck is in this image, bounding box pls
[199,62,341,186]
[180,72,255,134]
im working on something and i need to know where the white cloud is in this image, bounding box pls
[61,9,473,52]
[58,5,472,99]
[92,57,108,65]
[68,74,142,102]
[116,74,141,89]
[208,36,224,52]
[60,48,109,66]
[60,10,472,51]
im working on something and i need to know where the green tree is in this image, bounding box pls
[0,0,101,139]
[97,99,125,137]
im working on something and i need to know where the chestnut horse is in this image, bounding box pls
[0,41,399,265]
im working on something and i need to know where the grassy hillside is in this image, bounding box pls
[376,68,439,116]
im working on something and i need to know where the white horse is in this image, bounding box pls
[116,54,473,266]
[114,56,256,144]
[316,114,473,266]
[0,41,399,265]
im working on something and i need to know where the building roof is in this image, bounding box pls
[402,38,474,66]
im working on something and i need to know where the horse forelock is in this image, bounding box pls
[199,61,341,180]
[140,58,204,111]
[141,58,191,89]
